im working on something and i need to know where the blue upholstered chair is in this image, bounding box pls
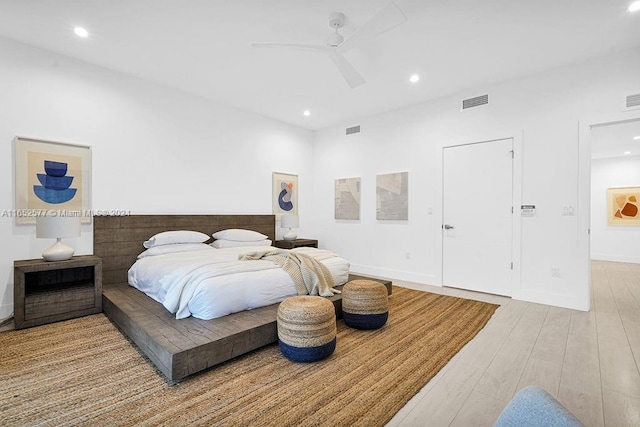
[494,386,584,427]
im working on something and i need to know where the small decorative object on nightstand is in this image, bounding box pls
[274,239,318,249]
[13,255,102,329]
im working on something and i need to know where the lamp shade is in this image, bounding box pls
[36,216,81,239]
[281,215,299,229]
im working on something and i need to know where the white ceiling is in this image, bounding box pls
[0,0,639,130]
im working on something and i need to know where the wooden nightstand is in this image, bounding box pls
[14,255,102,329]
[274,239,318,249]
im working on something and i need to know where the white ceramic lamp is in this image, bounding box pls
[281,215,299,241]
[36,216,81,261]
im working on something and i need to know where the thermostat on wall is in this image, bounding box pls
[521,205,536,216]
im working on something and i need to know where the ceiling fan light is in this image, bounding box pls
[327,32,344,47]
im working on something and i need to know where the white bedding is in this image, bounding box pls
[128,245,350,320]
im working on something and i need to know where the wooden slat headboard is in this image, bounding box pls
[94,214,276,286]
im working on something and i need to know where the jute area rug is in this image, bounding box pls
[0,286,498,427]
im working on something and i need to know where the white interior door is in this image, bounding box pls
[442,138,513,296]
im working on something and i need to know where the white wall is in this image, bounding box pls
[591,155,640,263]
[2,37,638,318]
[0,37,314,319]
[311,46,640,311]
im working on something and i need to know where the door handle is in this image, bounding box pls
[443,224,454,230]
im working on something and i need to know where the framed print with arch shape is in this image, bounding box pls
[14,137,91,225]
[272,172,298,220]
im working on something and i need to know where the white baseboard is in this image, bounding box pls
[350,265,592,311]
[0,303,13,323]
[512,289,589,311]
[591,253,640,264]
[349,264,438,286]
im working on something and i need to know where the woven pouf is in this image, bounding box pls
[277,296,337,363]
[342,280,389,330]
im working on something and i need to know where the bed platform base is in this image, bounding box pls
[94,214,391,382]
[102,274,391,382]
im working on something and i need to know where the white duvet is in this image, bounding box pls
[128,246,350,320]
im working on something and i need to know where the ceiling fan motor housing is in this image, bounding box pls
[328,12,345,29]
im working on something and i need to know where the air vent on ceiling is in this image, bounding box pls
[462,94,489,110]
[346,125,361,135]
[627,93,640,108]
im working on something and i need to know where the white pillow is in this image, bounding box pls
[143,230,209,248]
[212,229,268,242]
[210,239,272,249]
[138,243,213,258]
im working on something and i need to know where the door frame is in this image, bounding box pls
[577,110,640,311]
[435,132,523,298]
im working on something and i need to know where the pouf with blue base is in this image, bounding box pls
[342,280,389,330]
[277,296,337,363]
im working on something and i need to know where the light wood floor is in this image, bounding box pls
[387,260,640,426]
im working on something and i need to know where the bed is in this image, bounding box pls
[128,244,350,320]
[95,214,391,382]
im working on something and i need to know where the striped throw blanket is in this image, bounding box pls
[239,249,340,297]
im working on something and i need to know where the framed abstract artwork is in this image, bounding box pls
[376,172,409,220]
[607,187,640,226]
[335,177,361,220]
[13,137,91,224]
[272,172,298,219]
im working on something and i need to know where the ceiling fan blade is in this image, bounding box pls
[338,1,407,53]
[251,42,326,53]
[327,51,366,88]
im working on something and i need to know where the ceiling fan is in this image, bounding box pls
[251,2,407,89]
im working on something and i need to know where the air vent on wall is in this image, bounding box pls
[462,94,489,110]
[627,93,640,108]
[346,125,361,135]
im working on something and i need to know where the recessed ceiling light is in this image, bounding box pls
[633,135,640,140]
[629,1,640,12]
[624,151,632,155]
[74,27,89,38]
[409,74,420,83]
[303,110,311,117]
